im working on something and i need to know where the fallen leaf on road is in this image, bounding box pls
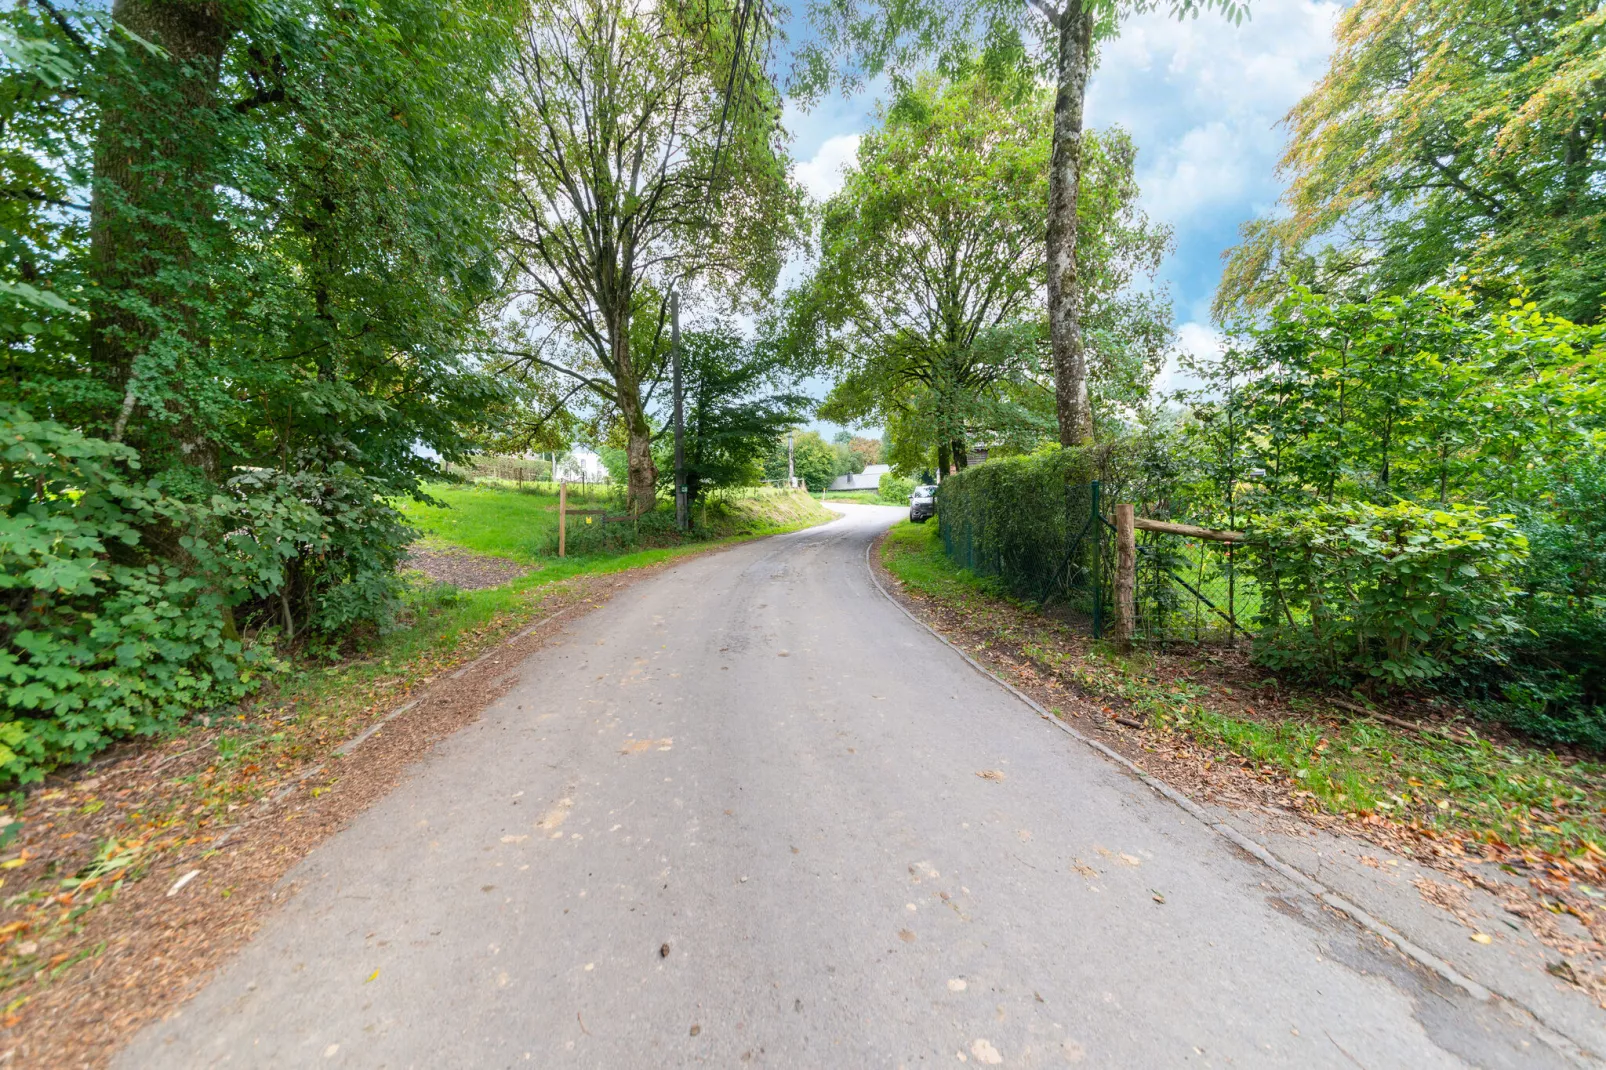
[537,798,573,830]
[948,978,967,992]
[1152,890,1166,904]
[365,969,379,983]
[1471,932,1493,944]
[976,770,1005,781]
[970,1038,1003,1065]
[1119,854,1142,866]
[898,929,916,942]
[660,943,670,958]
[1071,859,1098,879]
[501,835,528,844]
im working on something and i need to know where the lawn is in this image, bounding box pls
[399,482,831,565]
[824,489,907,506]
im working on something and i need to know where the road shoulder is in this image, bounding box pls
[867,526,1606,1061]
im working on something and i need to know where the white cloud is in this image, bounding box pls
[794,133,862,203]
[1155,320,1224,396]
[1137,120,1258,223]
[1090,0,1340,237]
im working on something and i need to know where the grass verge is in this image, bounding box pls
[879,519,1606,861]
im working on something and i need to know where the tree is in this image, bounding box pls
[1180,286,1606,510]
[846,435,881,467]
[655,326,811,504]
[0,0,519,778]
[792,73,1170,472]
[795,0,1241,445]
[763,430,838,491]
[495,0,803,514]
[1215,0,1606,324]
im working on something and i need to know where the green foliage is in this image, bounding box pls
[1482,453,1606,744]
[878,472,916,503]
[1246,502,1528,688]
[653,327,811,505]
[0,407,271,783]
[0,0,519,781]
[1218,0,1606,323]
[763,431,839,492]
[793,71,1170,467]
[934,441,1176,605]
[217,462,413,640]
[1181,287,1606,512]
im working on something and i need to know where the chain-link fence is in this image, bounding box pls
[939,478,1115,634]
[936,469,1251,646]
[1132,530,1253,646]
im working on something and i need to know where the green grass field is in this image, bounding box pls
[399,483,832,565]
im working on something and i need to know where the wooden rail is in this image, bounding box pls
[1133,517,1245,544]
[1115,509,1245,650]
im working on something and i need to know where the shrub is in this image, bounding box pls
[216,461,415,641]
[0,407,271,783]
[1470,454,1606,745]
[1246,501,1528,688]
[543,506,699,555]
[878,473,915,503]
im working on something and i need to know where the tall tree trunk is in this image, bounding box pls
[89,0,234,458]
[608,323,658,516]
[1047,1,1096,447]
[936,441,952,479]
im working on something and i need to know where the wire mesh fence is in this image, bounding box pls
[936,473,1252,647]
[1132,531,1253,646]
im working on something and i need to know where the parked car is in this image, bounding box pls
[908,484,938,523]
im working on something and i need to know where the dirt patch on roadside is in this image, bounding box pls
[404,545,532,590]
[0,561,681,1068]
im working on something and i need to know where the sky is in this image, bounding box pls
[778,0,1343,437]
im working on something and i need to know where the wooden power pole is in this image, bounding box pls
[672,291,687,530]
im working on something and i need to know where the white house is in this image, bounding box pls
[827,463,890,492]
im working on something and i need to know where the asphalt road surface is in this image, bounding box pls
[120,505,1573,1069]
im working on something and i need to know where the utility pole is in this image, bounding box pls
[787,432,795,488]
[671,290,687,530]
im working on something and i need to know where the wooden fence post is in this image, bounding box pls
[558,481,567,558]
[1115,503,1136,650]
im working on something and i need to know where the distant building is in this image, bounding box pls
[827,464,890,492]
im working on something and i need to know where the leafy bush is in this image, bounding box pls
[544,506,699,555]
[1471,453,1606,745]
[216,461,414,641]
[1246,501,1528,688]
[0,407,271,783]
[878,473,915,503]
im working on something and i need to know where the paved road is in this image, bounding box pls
[121,506,1570,1068]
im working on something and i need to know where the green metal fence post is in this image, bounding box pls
[1090,480,1102,639]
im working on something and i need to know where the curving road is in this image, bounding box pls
[120,505,1568,1068]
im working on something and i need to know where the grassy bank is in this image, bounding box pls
[879,519,1606,861]
[400,483,831,562]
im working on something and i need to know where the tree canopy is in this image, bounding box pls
[1216,0,1606,324]
[492,0,805,513]
[789,72,1170,474]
